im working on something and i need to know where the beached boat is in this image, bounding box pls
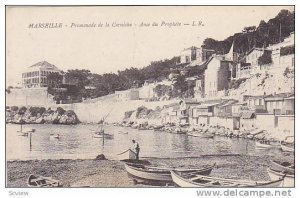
[170,170,284,187]
[117,149,137,161]
[255,141,280,149]
[281,144,294,152]
[267,168,294,187]
[270,160,294,174]
[188,132,214,138]
[27,174,62,187]
[124,163,215,183]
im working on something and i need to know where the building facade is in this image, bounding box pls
[179,46,215,64]
[115,89,139,101]
[22,61,62,88]
[204,55,233,98]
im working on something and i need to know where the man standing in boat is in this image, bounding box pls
[132,139,140,160]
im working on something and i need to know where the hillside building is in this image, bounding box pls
[204,55,233,98]
[22,61,62,88]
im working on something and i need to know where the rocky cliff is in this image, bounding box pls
[6,106,80,125]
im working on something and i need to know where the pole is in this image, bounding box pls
[29,132,32,151]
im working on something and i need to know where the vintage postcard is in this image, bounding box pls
[5,5,295,192]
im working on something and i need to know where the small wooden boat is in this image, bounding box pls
[188,132,214,138]
[17,128,35,133]
[281,144,294,152]
[27,174,62,187]
[124,163,215,183]
[270,160,294,174]
[117,149,137,161]
[267,168,294,187]
[18,132,29,137]
[170,170,284,187]
[255,141,280,149]
[50,134,60,139]
[92,132,113,139]
[118,131,128,134]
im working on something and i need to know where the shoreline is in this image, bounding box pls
[6,154,294,187]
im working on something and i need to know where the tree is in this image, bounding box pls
[258,50,272,65]
[47,72,63,88]
[65,69,91,89]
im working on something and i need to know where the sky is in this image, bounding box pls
[6,6,294,86]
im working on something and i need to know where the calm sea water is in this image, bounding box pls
[6,124,285,160]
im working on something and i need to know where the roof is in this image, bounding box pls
[217,100,239,108]
[164,102,179,108]
[179,99,200,105]
[29,61,59,70]
[241,111,256,119]
[196,102,221,109]
[183,46,200,50]
[264,93,294,101]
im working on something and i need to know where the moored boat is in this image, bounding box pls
[117,149,137,161]
[188,132,214,138]
[255,141,280,149]
[92,132,113,138]
[170,170,284,187]
[50,134,60,139]
[27,174,62,187]
[267,168,294,187]
[124,163,215,183]
[270,160,294,174]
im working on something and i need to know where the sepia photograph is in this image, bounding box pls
[5,5,295,191]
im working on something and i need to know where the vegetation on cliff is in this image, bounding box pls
[6,106,80,125]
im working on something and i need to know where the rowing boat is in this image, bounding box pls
[50,134,60,139]
[124,163,215,183]
[280,144,294,152]
[92,132,113,138]
[28,174,62,187]
[117,149,137,161]
[267,168,294,187]
[170,170,284,187]
[270,160,294,174]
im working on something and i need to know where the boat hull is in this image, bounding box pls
[125,164,171,182]
[267,168,294,187]
[281,144,294,152]
[255,141,280,149]
[188,133,214,138]
[171,171,284,187]
[125,163,214,183]
[93,133,113,138]
[270,160,294,174]
[117,149,136,161]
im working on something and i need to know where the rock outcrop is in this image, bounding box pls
[6,106,80,125]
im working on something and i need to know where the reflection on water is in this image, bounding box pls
[6,124,286,160]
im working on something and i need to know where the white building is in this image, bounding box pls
[22,61,62,88]
[115,89,139,101]
[204,55,233,98]
[179,46,215,64]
